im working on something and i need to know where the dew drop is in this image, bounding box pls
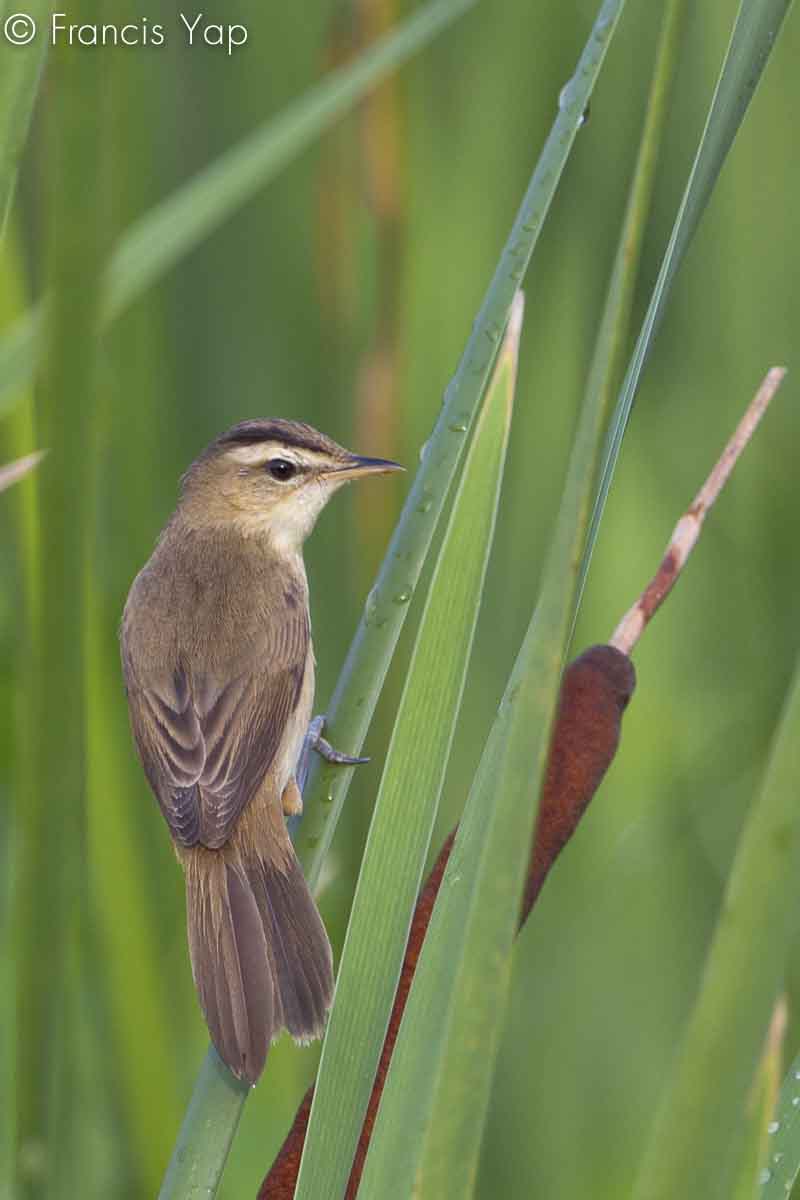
[394,590,411,605]
[448,421,467,433]
[759,1168,772,1185]
[365,587,379,626]
[792,1095,800,1108]
[558,80,575,111]
[557,80,589,127]
[417,500,433,514]
[769,1120,781,1134]
[774,1151,785,1165]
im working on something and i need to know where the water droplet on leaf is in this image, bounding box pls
[365,587,380,626]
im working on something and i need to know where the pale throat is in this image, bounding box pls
[238,479,341,557]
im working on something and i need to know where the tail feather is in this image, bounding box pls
[223,866,276,1061]
[252,857,333,1042]
[185,846,333,1084]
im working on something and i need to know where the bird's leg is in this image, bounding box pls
[295,714,369,796]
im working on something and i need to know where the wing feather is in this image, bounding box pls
[124,600,309,849]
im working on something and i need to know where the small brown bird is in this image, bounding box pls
[120,419,401,1083]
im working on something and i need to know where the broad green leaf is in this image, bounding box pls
[0,0,474,414]
[359,265,610,1200]
[760,1029,800,1199]
[358,304,612,1196]
[157,1052,249,1200]
[631,655,800,1200]
[293,293,519,1200]
[580,0,794,598]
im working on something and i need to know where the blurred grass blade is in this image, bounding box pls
[102,0,473,321]
[297,0,628,894]
[0,307,40,406]
[359,74,648,1186]
[631,653,800,1200]
[86,605,184,1190]
[580,0,794,595]
[0,230,38,1200]
[15,34,109,1200]
[162,5,624,1187]
[0,0,49,236]
[0,449,44,491]
[0,0,474,413]
[760,1030,800,1199]
[730,999,786,1200]
[293,295,520,1200]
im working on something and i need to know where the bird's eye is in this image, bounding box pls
[266,458,296,482]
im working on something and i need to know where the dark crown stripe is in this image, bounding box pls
[216,419,339,457]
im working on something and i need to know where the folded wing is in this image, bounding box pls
[124,603,309,849]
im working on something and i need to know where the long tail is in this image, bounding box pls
[184,842,333,1084]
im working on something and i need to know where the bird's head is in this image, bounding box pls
[178,418,403,551]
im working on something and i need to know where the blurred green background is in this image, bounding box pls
[1,1,798,1196]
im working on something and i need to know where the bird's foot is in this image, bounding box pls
[296,714,369,795]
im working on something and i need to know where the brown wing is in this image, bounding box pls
[124,609,309,850]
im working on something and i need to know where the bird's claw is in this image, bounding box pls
[296,714,369,795]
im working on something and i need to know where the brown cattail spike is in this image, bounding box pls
[522,644,635,921]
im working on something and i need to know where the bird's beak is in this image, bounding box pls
[323,455,404,482]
